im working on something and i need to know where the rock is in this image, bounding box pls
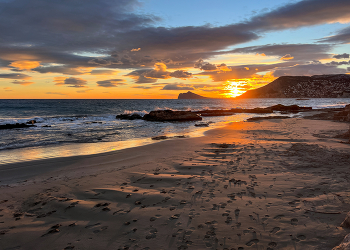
[116,114,143,120]
[26,120,36,125]
[0,123,36,130]
[332,233,350,250]
[334,104,350,122]
[178,91,208,99]
[267,104,312,112]
[151,136,168,140]
[341,212,350,228]
[143,110,202,122]
[194,123,209,127]
[247,116,290,122]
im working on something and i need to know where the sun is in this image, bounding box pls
[223,80,247,98]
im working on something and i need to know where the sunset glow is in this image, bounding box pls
[0,0,350,99]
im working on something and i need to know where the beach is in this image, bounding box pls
[1,117,350,250]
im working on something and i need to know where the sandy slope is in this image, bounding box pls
[1,118,350,250]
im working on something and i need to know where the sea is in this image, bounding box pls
[0,98,349,165]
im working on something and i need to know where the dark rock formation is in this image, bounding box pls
[332,233,350,250]
[246,116,290,122]
[268,104,312,112]
[194,123,209,127]
[178,91,208,99]
[333,104,350,122]
[116,114,143,120]
[143,110,202,122]
[237,74,350,98]
[341,212,350,228]
[0,123,36,129]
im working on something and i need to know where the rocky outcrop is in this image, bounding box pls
[334,104,350,122]
[268,104,312,112]
[247,116,290,122]
[143,110,202,122]
[333,233,350,250]
[116,114,143,120]
[0,123,36,130]
[178,91,208,99]
[341,212,350,228]
[237,74,350,98]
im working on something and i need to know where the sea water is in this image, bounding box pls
[0,98,348,164]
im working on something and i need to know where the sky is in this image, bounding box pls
[1,0,350,99]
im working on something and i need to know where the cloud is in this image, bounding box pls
[280,54,294,61]
[131,48,141,52]
[244,0,350,31]
[326,60,350,65]
[348,67,350,71]
[132,85,152,89]
[169,70,193,79]
[333,53,350,59]
[77,89,94,93]
[89,70,117,75]
[0,73,32,79]
[9,60,41,70]
[273,63,347,77]
[126,63,192,83]
[231,44,332,61]
[319,26,350,43]
[162,83,195,90]
[96,79,126,87]
[46,92,68,95]
[12,80,34,86]
[4,87,12,91]
[33,65,88,75]
[54,77,87,88]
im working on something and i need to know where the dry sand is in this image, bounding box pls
[1,117,350,250]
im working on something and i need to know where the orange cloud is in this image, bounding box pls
[280,54,294,61]
[12,80,35,86]
[9,60,41,70]
[131,48,141,52]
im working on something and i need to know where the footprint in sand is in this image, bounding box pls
[246,239,259,246]
[291,218,298,225]
[270,227,280,234]
[297,234,306,240]
[273,214,284,220]
[268,242,277,247]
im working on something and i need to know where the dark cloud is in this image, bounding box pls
[319,26,350,43]
[0,73,31,79]
[333,53,350,59]
[273,63,347,77]
[348,67,350,72]
[326,60,350,66]
[55,77,87,88]
[162,83,195,90]
[126,64,192,83]
[33,66,85,75]
[231,44,332,61]
[169,70,193,78]
[96,79,126,87]
[244,0,350,31]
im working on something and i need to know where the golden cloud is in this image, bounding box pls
[9,60,41,70]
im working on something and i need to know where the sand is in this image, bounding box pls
[1,117,350,250]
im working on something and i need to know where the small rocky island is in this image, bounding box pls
[178,91,208,99]
[237,74,350,98]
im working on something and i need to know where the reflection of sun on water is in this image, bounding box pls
[223,80,247,98]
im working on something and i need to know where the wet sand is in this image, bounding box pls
[1,117,350,250]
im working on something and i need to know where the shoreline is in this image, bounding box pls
[1,117,350,249]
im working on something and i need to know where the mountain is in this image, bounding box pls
[237,74,350,98]
[178,91,208,99]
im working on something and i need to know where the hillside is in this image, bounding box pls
[237,74,350,98]
[178,91,208,99]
